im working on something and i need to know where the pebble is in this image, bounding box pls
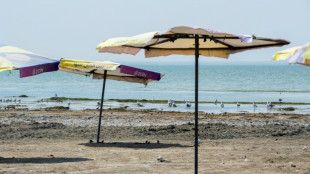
[244,156,250,162]
[244,158,250,162]
[157,156,171,163]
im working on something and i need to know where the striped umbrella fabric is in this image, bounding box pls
[273,43,310,66]
[0,45,59,77]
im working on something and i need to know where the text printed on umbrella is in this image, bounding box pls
[134,70,147,78]
[32,68,44,75]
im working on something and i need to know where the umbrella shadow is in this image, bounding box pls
[0,157,93,164]
[80,141,192,149]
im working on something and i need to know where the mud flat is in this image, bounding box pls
[0,109,309,173]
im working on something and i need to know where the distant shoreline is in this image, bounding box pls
[2,96,310,105]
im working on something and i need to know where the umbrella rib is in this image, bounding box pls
[254,37,290,45]
[231,43,290,50]
[143,38,171,49]
[94,72,147,78]
[123,47,230,50]
[153,34,242,40]
[121,35,253,49]
[122,42,287,50]
[212,39,234,49]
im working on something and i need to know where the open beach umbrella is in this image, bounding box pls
[0,45,59,77]
[273,43,310,66]
[59,58,163,143]
[96,26,290,173]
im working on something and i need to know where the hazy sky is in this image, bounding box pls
[2,0,309,65]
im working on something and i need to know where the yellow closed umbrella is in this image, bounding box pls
[273,43,310,66]
[59,58,163,143]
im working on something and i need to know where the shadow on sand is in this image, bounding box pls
[0,157,93,164]
[81,141,192,149]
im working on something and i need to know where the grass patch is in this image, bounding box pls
[19,95,28,98]
[45,106,69,110]
[107,99,168,104]
[48,97,98,101]
[279,107,295,111]
[108,106,129,112]
[107,99,310,105]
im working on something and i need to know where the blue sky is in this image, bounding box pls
[2,0,309,65]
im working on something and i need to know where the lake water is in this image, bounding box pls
[1,62,310,103]
[1,62,310,114]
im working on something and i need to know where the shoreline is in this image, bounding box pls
[1,97,310,115]
[3,96,310,105]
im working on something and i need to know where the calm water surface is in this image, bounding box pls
[1,63,310,104]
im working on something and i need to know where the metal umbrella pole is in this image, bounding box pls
[194,34,199,174]
[97,70,108,143]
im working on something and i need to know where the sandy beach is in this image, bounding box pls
[0,107,309,173]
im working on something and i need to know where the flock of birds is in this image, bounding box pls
[0,95,281,110]
[0,98,21,103]
[135,98,282,109]
[213,99,277,109]
[136,99,192,108]
[167,99,192,108]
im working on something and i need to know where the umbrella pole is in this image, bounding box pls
[194,34,199,174]
[97,70,108,143]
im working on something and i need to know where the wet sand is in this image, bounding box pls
[0,108,309,173]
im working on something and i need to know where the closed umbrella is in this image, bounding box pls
[0,45,59,77]
[273,43,310,66]
[59,58,163,143]
[96,26,290,173]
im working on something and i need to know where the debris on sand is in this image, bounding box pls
[157,156,171,163]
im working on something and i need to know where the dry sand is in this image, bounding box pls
[0,108,309,173]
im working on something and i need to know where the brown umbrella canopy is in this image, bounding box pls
[97,26,290,174]
[97,26,289,58]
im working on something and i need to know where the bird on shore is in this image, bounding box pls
[279,98,282,103]
[253,102,257,108]
[214,99,218,105]
[237,102,240,107]
[185,101,191,108]
[137,100,143,107]
[266,102,275,108]
[168,99,172,107]
[221,102,224,108]
[172,102,177,107]
[97,101,101,109]
[67,99,71,107]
